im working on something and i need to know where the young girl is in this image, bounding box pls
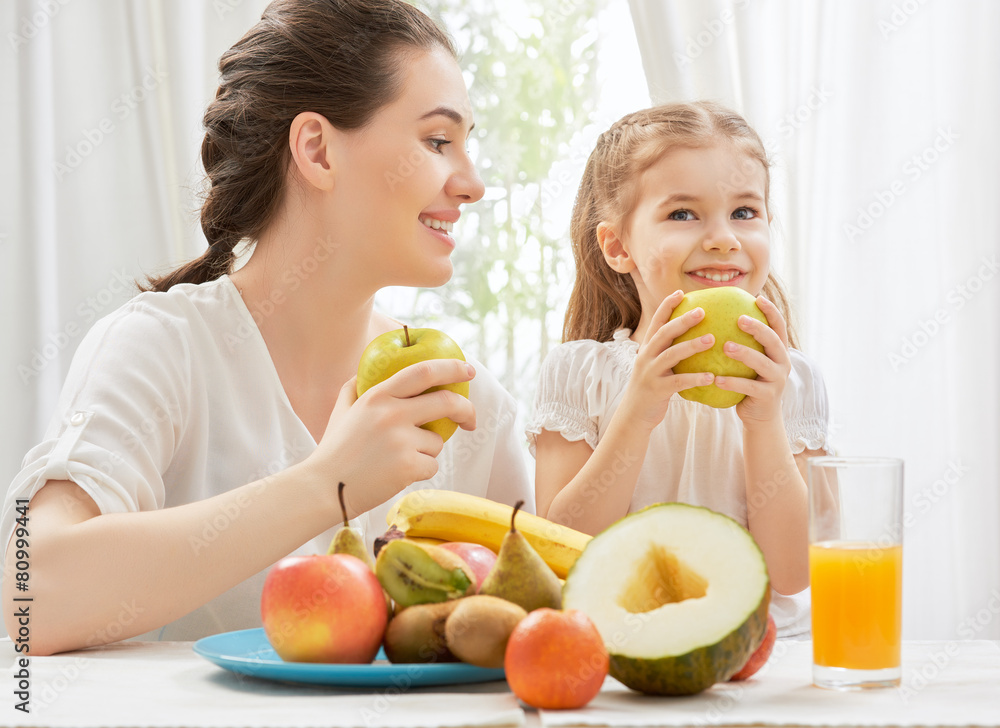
[527,102,830,637]
[1,0,531,654]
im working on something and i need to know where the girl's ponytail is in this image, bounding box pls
[563,150,641,343]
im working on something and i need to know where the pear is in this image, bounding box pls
[479,500,562,612]
[327,482,374,569]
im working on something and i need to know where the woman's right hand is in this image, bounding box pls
[621,289,716,430]
[309,359,477,517]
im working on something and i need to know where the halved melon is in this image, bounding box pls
[562,503,770,695]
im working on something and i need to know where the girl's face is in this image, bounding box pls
[332,46,485,290]
[610,143,771,310]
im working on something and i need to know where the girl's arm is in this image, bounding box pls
[1,360,476,656]
[538,291,715,534]
[741,419,811,594]
[535,413,652,535]
[714,296,810,595]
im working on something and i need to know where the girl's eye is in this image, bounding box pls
[427,138,452,153]
[732,207,759,220]
[668,209,695,221]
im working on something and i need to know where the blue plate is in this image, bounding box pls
[193,628,507,687]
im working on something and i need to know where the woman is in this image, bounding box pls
[1,0,531,654]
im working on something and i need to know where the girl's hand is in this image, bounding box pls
[309,360,477,516]
[621,289,717,430]
[715,295,791,429]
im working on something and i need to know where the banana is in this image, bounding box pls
[386,490,592,578]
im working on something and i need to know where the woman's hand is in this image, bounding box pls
[715,295,791,429]
[621,289,717,431]
[309,359,477,516]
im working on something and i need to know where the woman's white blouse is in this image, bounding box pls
[1,276,532,641]
[526,328,831,638]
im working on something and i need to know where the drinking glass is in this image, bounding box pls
[808,456,904,690]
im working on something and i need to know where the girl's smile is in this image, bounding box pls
[687,266,748,286]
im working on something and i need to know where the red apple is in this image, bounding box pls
[438,542,498,591]
[261,554,387,663]
[730,615,777,681]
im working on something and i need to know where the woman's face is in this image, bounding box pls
[332,46,485,290]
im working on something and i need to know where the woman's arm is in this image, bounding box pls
[2,359,476,655]
[2,467,335,656]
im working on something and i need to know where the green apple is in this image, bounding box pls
[668,288,769,408]
[356,326,469,442]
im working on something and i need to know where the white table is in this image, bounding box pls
[2,638,999,727]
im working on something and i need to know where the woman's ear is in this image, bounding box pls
[596,222,635,273]
[288,111,338,191]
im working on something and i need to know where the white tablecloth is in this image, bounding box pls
[0,639,523,728]
[2,639,999,728]
[539,641,1000,727]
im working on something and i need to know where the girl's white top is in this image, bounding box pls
[1,276,532,641]
[526,328,831,638]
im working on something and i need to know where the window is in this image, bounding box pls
[378,0,649,434]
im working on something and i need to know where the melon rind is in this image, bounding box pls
[609,591,768,695]
[562,503,770,696]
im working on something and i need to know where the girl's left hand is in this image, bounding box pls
[714,295,791,429]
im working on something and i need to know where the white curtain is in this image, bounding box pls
[4,0,998,643]
[627,0,1000,639]
[0,0,272,530]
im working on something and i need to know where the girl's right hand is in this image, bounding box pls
[621,289,716,430]
[308,360,477,517]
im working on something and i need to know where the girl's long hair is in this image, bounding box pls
[141,0,454,292]
[563,101,799,349]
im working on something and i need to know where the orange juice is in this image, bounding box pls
[809,541,902,670]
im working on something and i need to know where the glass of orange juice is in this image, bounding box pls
[808,456,904,690]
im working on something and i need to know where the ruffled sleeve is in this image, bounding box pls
[526,339,624,456]
[782,349,833,454]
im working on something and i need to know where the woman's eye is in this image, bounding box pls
[668,209,695,221]
[732,207,758,220]
[428,138,452,153]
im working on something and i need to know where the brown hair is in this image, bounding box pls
[563,101,799,348]
[141,0,455,292]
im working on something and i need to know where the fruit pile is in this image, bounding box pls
[260,488,778,709]
[261,486,607,709]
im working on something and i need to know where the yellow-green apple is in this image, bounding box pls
[356,326,469,442]
[261,553,387,663]
[668,287,769,408]
[438,542,498,591]
[729,614,777,681]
